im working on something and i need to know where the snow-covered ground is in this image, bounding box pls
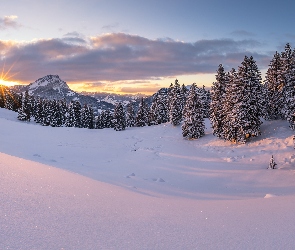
[1,108,295,249]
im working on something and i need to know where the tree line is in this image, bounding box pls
[2,43,295,143]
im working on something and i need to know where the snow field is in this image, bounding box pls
[1,108,295,249]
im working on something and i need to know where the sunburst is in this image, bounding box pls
[0,59,19,86]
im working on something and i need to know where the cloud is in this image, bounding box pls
[0,15,22,30]
[0,33,271,85]
[101,22,119,31]
[230,30,256,37]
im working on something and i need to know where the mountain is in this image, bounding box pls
[10,75,115,112]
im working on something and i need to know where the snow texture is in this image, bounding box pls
[1,108,295,249]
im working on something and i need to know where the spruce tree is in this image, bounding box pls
[17,90,31,121]
[113,102,126,131]
[281,43,295,122]
[136,98,149,127]
[73,101,82,128]
[150,91,169,125]
[81,104,94,129]
[182,83,205,139]
[209,64,228,139]
[263,51,284,120]
[169,79,184,126]
[65,101,75,127]
[126,102,136,127]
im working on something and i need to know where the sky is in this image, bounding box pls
[1,0,295,94]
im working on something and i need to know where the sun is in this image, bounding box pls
[0,78,18,86]
[0,60,19,86]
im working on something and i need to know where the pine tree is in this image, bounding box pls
[17,90,31,121]
[4,89,15,111]
[73,101,82,128]
[95,113,103,129]
[209,64,228,139]
[81,104,94,129]
[197,85,211,118]
[281,43,295,122]
[136,98,149,127]
[58,99,68,126]
[41,100,51,126]
[100,110,113,128]
[65,101,75,127]
[182,83,205,139]
[126,102,136,127]
[113,102,126,131]
[223,68,248,143]
[222,56,263,143]
[169,79,184,126]
[268,155,277,169]
[263,51,284,120]
[150,90,169,125]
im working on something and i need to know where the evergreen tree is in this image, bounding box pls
[73,101,82,128]
[126,102,136,127]
[58,99,68,126]
[223,68,248,143]
[81,104,94,129]
[4,89,15,111]
[281,43,295,122]
[238,55,263,138]
[95,113,103,129]
[136,97,149,127]
[113,102,126,131]
[41,100,51,126]
[182,83,205,139]
[65,101,75,127]
[169,79,184,126]
[17,90,31,121]
[268,155,277,169]
[150,90,169,125]
[197,85,211,118]
[209,64,228,139]
[49,99,63,127]
[100,110,113,128]
[263,51,284,120]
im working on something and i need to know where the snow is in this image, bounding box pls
[1,107,295,249]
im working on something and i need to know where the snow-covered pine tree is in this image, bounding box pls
[150,90,169,125]
[81,104,94,129]
[222,68,248,143]
[263,51,284,120]
[49,99,63,127]
[17,90,31,121]
[209,64,228,139]
[281,43,295,122]
[95,113,103,129]
[41,100,51,126]
[73,101,82,128]
[4,89,15,111]
[100,110,113,128]
[268,155,277,169]
[169,79,184,126]
[136,97,149,127]
[58,99,67,126]
[182,83,205,139]
[113,102,126,131]
[65,101,75,127]
[196,85,211,118]
[238,56,263,138]
[126,102,136,127]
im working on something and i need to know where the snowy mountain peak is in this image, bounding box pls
[28,75,70,94]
